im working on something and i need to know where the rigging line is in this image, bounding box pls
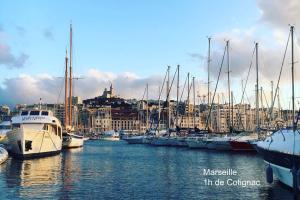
[262,88,271,124]
[158,68,168,101]
[205,44,227,130]
[178,74,188,128]
[141,85,147,101]
[154,67,178,131]
[179,74,188,103]
[166,67,178,100]
[269,31,291,123]
[240,45,256,105]
[232,95,246,131]
[179,80,192,128]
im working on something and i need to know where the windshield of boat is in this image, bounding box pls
[0,125,11,129]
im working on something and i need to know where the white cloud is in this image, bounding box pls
[0,69,165,106]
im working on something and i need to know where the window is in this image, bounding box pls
[43,124,49,131]
[30,111,40,116]
[58,127,62,138]
[21,111,29,116]
[0,125,11,130]
[52,125,57,135]
[12,123,20,129]
[41,111,49,116]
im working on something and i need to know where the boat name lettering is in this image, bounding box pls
[22,116,46,121]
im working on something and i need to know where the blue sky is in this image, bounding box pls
[1,0,299,108]
[0,0,258,80]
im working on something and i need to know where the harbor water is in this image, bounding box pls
[0,140,296,200]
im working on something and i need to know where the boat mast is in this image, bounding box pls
[193,76,196,128]
[270,81,274,121]
[207,37,211,129]
[69,23,73,128]
[207,37,211,108]
[187,72,190,129]
[291,26,295,131]
[226,40,231,131]
[255,42,260,132]
[158,85,161,131]
[146,83,149,131]
[64,49,69,127]
[167,66,170,130]
[176,65,180,127]
[217,93,220,132]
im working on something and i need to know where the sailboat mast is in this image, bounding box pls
[64,49,69,127]
[207,37,211,107]
[291,26,295,131]
[187,72,190,129]
[167,66,170,129]
[226,40,231,131]
[255,42,259,132]
[193,77,196,128]
[69,23,73,127]
[207,37,211,130]
[158,85,161,130]
[176,65,180,127]
[146,83,149,131]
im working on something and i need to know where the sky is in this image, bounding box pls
[0,0,300,109]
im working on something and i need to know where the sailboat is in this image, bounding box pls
[124,84,149,144]
[62,24,84,149]
[190,39,233,151]
[257,26,299,189]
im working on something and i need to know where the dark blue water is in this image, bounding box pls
[0,140,296,200]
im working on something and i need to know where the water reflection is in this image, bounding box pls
[5,155,62,199]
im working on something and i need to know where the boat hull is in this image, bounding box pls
[123,137,144,144]
[187,139,207,149]
[229,141,256,151]
[7,128,62,159]
[0,147,8,164]
[256,146,298,188]
[63,134,83,148]
[207,140,231,150]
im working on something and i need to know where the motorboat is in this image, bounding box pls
[6,110,62,159]
[257,128,299,188]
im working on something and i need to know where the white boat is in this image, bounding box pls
[257,26,298,190]
[100,130,120,141]
[257,129,298,188]
[0,118,11,144]
[63,132,84,148]
[0,146,8,164]
[6,110,63,159]
[123,135,145,144]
